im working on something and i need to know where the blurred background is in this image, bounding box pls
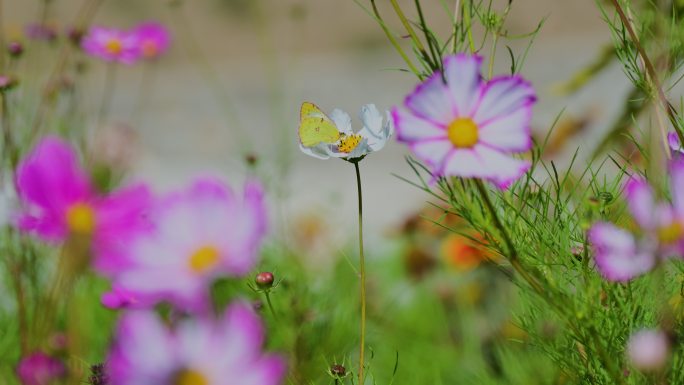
[4,0,630,257]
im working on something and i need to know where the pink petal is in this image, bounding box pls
[670,159,684,217]
[392,107,446,142]
[589,222,654,282]
[478,102,533,152]
[404,72,455,124]
[441,145,529,188]
[444,54,483,117]
[408,139,453,170]
[625,177,655,230]
[472,76,536,125]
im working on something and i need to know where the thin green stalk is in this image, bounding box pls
[354,161,367,385]
[388,0,436,69]
[264,291,278,320]
[367,0,421,77]
[473,180,544,294]
[463,0,476,54]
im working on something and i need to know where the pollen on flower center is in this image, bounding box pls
[338,134,362,153]
[658,221,684,244]
[447,118,479,148]
[66,203,96,234]
[105,38,123,55]
[189,246,220,273]
[174,369,209,385]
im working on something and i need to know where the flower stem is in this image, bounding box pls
[264,291,277,320]
[354,161,366,385]
[97,63,117,128]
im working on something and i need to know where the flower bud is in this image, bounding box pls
[7,41,23,58]
[627,329,670,371]
[255,272,274,289]
[330,364,346,377]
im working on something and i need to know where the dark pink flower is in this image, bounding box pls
[15,136,152,274]
[81,26,139,65]
[16,352,66,385]
[133,22,171,60]
[108,301,286,385]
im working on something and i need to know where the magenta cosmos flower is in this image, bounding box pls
[108,301,286,385]
[393,54,536,188]
[81,26,139,64]
[111,178,267,312]
[589,160,684,282]
[133,22,171,60]
[16,352,66,385]
[15,136,151,273]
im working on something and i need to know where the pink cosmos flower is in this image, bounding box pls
[668,131,684,157]
[101,284,151,310]
[107,301,286,385]
[627,329,670,371]
[133,21,171,60]
[16,352,66,385]
[15,136,151,273]
[110,178,267,312]
[81,26,139,64]
[393,54,536,188]
[589,160,684,281]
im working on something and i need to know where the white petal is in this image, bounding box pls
[299,143,331,160]
[472,76,536,124]
[359,104,383,136]
[392,107,446,142]
[330,109,352,135]
[472,145,530,188]
[404,73,455,124]
[409,139,453,170]
[444,54,483,117]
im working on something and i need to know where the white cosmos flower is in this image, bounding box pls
[299,104,393,161]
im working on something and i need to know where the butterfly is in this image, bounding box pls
[298,102,341,147]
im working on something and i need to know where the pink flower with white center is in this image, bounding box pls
[15,136,152,274]
[133,21,171,60]
[111,178,267,312]
[107,301,286,385]
[392,54,536,188]
[626,329,670,371]
[589,160,684,281]
[81,26,140,64]
[16,352,66,385]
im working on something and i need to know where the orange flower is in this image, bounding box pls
[440,233,491,271]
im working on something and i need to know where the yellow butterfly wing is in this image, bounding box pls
[299,102,341,147]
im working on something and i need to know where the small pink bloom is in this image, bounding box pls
[669,131,684,158]
[111,178,267,312]
[16,352,66,385]
[15,136,152,274]
[81,26,139,64]
[393,54,536,188]
[101,284,150,310]
[133,21,171,60]
[107,301,286,385]
[627,329,670,371]
[589,160,684,281]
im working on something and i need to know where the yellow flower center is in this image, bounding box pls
[174,369,208,385]
[188,246,220,273]
[658,221,684,244]
[338,134,362,153]
[447,118,479,148]
[105,38,123,55]
[141,40,158,57]
[66,203,96,234]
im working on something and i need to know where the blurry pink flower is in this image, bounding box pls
[101,284,150,310]
[81,26,139,64]
[133,21,171,60]
[668,131,684,157]
[108,301,286,385]
[111,178,267,312]
[627,329,670,371]
[589,160,684,281]
[16,352,66,385]
[24,23,58,42]
[393,54,536,188]
[15,136,152,273]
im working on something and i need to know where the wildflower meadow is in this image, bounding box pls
[2,0,684,384]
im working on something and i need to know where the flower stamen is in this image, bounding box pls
[66,203,96,234]
[175,369,208,385]
[658,221,683,244]
[105,38,123,55]
[189,246,220,273]
[337,134,362,153]
[447,118,479,148]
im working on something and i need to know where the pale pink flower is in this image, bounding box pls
[81,26,139,64]
[393,54,536,188]
[110,178,267,312]
[627,329,670,371]
[107,301,286,385]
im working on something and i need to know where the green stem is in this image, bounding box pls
[264,291,277,320]
[368,0,421,78]
[474,180,544,294]
[97,63,117,128]
[388,0,435,69]
[354,162,367,385]
[463,0,475,54]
